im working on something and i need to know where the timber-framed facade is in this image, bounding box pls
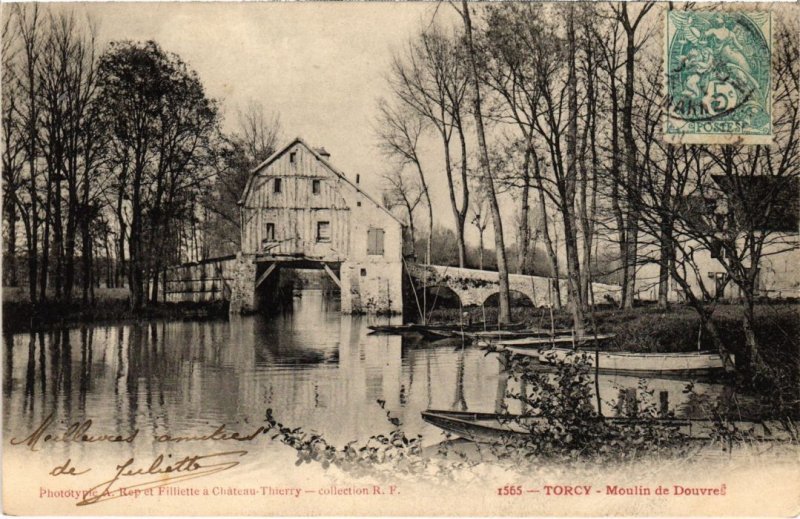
[231,137,407,314]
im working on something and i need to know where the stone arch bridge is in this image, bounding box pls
[163,257,620,313]
[405,263,620,308]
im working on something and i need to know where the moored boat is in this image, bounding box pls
[536,348,734,377]
[368,321,529,338]
[421,409,792,442]
[493,333,616,349]
[465,327,574,340]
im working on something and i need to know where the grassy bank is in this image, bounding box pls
[429,302,798,353]
[2,299,229,333]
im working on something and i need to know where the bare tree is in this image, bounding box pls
[235,99,282,167]
[468,175,490,270]
[480,3,566,306]
[458,0,512,324]
[375,100,433,267]
[375,99,435,321]
[202,101,281,258]
[2,14,25,287]
[382,166,424,254]
[389,24,471,268]
[14,4,43,302]
[614,2,655,309]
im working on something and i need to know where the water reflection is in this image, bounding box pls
[3,290,738,453]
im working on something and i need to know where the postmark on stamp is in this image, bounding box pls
[664,11,772,145]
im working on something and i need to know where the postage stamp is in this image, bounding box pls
[664,11,773,145]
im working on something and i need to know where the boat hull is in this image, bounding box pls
[536,348,734,377]
[421,409,793,442]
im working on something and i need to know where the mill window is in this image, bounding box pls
[273,178,282,193]
[312,179,321,195]
[316,221,331,243]
[290,151,297,163]
[367,228,384,256]
[265,223,275,241]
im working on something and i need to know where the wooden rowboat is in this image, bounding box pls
[493,333,616,349]
[421,409,793,443]
[464,328,574,340]
[535,348,734,377]
[421,409,534,442]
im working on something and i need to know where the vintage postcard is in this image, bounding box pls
[2,2,799,517]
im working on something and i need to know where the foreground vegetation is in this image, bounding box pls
[263,352,798,482]
[429,301,799,418]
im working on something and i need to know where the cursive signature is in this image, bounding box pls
[10,413,269,451]
[77,450,248,506]
[10,413,138,452]
[155,424,268,443]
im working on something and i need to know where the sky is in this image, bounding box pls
[21,1,555,256]
[44,3,487,229]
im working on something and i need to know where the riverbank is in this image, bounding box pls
[2,299,229,333]
[430,302,799,416]
[430,302,798,353]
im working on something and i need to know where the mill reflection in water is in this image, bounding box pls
[3,290,733,449]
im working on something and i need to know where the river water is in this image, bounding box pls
[5,290,797,518]
[3,289,737,450]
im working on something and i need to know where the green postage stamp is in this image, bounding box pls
[665,11,772,145]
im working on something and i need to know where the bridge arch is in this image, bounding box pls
[420,285,462,309]
[482,289,536,308]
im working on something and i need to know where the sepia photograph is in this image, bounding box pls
[1,1,798,516]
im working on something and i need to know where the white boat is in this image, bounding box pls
[535,348,734,376]
[495,333,616,349]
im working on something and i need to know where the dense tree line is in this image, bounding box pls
[2,6,278,308]
[377,3,799,378]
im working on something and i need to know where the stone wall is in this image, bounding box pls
[164,255,236,303]
[340,260,403,314]
[229,255,258,314]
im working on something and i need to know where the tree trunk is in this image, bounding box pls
[116,189,126,289]
[741,292,769,380]
[456,124,470,268]
[534,157,562,309]
[658,146,675,308]
[64,186,78,304]
[52,171,63,301]
[414,160,433,323]
[40,182,51,302]
[22,12,39,303]
[461,0,512,324]
[5,202,18,286]
[608,66,626,307]
[151,269,160,305]
[478,230,484,270]
[404,201,417,260]
[81,218,91,305]
[130,171,144,309]
[518,148,532,274]
[562,205,585,335]
[579,42,598,308]
[441,130,466,268]
[104,234,113,289]
[565,6,585,334]
[621,5,640,310]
